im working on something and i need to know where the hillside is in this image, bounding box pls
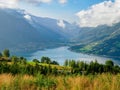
[30,15,80,41]
[0,8,68,52]
[70,23,120,57]
[0,49,120,90]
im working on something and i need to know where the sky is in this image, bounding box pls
[18,0,108,23]
[0,0,120,27]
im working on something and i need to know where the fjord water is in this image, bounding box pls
[25,46,119,65]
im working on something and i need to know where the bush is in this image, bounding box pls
[35,74,56,89]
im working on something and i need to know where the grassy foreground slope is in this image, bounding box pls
[0,74,120,90]
[0,49,120,90]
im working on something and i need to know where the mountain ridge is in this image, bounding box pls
[0,8,70,52]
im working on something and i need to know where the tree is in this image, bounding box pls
[51,61,59,65]
[105,60,114,72]
[41,57,51,64]
[3,49,10,57]
[19,57,27,65]
[105,60,114,67]
[69,60,76,68]
[77,61,85,70]
[64,59,68,66]
[11,56,18,64]
[52,67,58,75]
[33,59,40,63]
[0,52,2,58]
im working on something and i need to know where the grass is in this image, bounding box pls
[0,73,120,90]
[0,74,35,90]
[28,61,71,70]
[79,43,99,52]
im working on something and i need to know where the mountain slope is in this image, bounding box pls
[70,23,120,57]
[73,24,120,44]
[31,16,80,40]
[0,8,67,52]
[89,35,120,56]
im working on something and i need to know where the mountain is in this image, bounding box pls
[30,15,80,40]
[0,8,69,52]
[70,23,120,57]
[71,24,119,44]
[2,8,120,58]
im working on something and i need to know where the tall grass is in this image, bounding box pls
[0,74,35,90]
[0,73,120,90]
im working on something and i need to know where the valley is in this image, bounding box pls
[0,8,120,62]
[0,0,120,90]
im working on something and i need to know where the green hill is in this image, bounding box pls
[70,23,120,57]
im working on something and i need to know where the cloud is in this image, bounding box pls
[24,0,67,4]
[23,0,67,4]
[57,19,66,28]
[22,0,52,4]
[0,0,67,9]
[0,0,52,8]
[76,0,120,27]
[59,0,67,4]
[0,0,18,8]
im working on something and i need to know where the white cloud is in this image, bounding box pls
[24,14,32,21]
[24,0,67,4]
[76,0,120,27]
[0,0,52,8]
[22,0,52,4]
[23,0,67,4]
[0,0,67,9]
[0,0,18,8]
[57,19,66,28]
[59,0,67,4]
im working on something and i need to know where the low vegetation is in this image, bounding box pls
[0,74,120,90]
[0,49,120,90]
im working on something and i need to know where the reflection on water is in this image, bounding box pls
[26,46,120,65]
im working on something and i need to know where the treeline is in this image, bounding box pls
[0,57,60,76]
[0,49,60,76]
[33,56,59,65]
[0,49,120,76]
[64,59,120,75]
